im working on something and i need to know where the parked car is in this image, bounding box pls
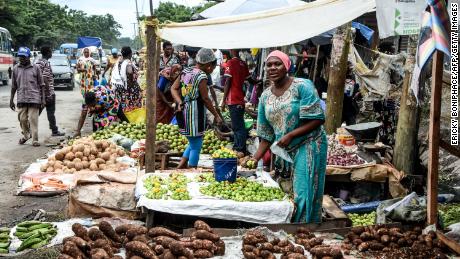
[100,49,108,69]
[49,54,74,90]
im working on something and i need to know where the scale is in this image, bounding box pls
[343,122,387,158]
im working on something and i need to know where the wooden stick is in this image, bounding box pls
[427,50,443,225]
[145,17,159,173]
[436,231,460,255]
[311,45,320,80]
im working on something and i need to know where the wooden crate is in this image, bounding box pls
[139,152,184,170]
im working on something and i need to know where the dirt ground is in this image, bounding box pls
[0,79,91,227]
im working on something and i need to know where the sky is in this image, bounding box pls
[50,0,206,38]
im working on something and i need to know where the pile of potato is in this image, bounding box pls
[341,225,448,258]
[242,229,306,259]
[59,220,225,259]
[294,227,342,259]
[41,139,128,174]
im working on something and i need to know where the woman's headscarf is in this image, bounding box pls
[266,50,291,71]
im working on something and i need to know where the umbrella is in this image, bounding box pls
[199,0,305,19]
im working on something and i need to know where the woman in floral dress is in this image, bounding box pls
[74,47,97,137]
[85,84,126,131]
[111,46,143,114]
[252,50,327,223]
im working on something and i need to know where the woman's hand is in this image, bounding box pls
[215,115,223,126]
[277,133,293,148]
[175,102,183,112]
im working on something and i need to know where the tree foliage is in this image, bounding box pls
[153,1,218,23]
[0,0,121,49]
[154,2,195,23]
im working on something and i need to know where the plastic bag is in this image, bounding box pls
[376,192,426,224]
[125,107,146,124]
[270,142,293,163]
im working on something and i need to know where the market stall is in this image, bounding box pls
[135,171,294,225]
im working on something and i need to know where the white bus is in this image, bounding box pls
[0,27,13,86]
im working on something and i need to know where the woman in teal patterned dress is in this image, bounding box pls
[252,50,327,223]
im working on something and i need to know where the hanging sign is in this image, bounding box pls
[376,0,427,38]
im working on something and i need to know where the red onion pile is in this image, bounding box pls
[327,134,366,166]
[327,153,366,166]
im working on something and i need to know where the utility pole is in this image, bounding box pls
[134,0,143,49]
[132,23,138,49]
[149,0,154,16]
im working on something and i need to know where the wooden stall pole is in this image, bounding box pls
[393,35,418,175]
[145,17,160,173]
[427,50,444,225]
[325,23,352,134]
[311,45,320,81]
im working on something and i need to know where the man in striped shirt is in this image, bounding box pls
[36,46,64,136]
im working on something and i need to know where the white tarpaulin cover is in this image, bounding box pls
[136,172,294,224]
[199,0,305,18]
[159,0,376,49]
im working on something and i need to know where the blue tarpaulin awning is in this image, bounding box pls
[77,37,102,49]
[352,22,374,45]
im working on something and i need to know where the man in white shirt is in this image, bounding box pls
[211,49,223,89]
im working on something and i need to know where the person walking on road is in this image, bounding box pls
[74,47,97,137]
[36,46,65,137]
[10,47,46,146]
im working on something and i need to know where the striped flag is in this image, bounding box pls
[416,0,451,69]
[411,0,451,101]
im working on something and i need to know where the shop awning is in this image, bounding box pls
[159,0,376,49]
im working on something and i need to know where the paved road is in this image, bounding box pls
[0,79,91,224]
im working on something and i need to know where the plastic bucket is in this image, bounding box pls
[213,158,238,182]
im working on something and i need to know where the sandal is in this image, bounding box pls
[32,141,40,147]
[19,136,30,145]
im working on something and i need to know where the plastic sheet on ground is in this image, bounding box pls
[17,154,137,196]
[3,218,143,257]
[5,218,88,255]
[135,172,294,224]
[206,226,342,259]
